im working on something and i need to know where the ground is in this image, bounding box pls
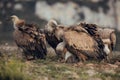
[0,44,120,80]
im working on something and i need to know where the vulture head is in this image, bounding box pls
[11,15,25,30]
[44,20,64,51]
[45,19,58,34]
[11,15,19,23]
[97,28,116,54]
[45,20,66,40]
[11,15,47,60]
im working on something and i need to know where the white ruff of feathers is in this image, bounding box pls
[104,44,110,55]
[12,16,20,30]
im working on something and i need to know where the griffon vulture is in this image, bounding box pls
[97,28,116,52]
[11,15,47,60]
[46,20,106,62]
[44,20,78,62]
[44,20,64,54]
[80,23,116,56]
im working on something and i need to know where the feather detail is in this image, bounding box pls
[11,15,47,60]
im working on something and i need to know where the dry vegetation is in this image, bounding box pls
[0,45,120,80]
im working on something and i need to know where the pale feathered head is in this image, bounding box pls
[11,15,20,24]
[10,15,23,30]
[45,19,58,33]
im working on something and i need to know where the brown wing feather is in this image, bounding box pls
[13,30,32,47]
[63,30,105,60]
[64,31,97,52]
[13,24,47,59]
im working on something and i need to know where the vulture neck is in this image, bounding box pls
[13,18,20,30]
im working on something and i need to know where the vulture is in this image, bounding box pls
[44,20,64,55]
[80,23,116,58]
[97,28,116,52]
[45,20,107,62]
[11,15,47,60]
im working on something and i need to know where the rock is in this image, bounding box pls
[115,61,120,66]
[85,69,97,77]
[108,63,118,69]
[86,63,96,69]
[88,78,102,80]
[64,71,80,79]
[104,69,116,74]
[73,62,84,67]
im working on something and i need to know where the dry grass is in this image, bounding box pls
[0,45,120,80]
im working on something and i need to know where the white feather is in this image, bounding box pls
[56,42,65,51]
[104,44,110,55]
[65,51,73,61]
[102,39,111,44]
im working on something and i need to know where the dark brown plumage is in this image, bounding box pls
[11,15,47,60]
[44,20,63,52]
[79,23,116,55]
[58,25,106,61]
[45,20,106,62]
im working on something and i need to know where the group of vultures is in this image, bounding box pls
[9,15,116,63]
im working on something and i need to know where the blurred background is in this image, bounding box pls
[0,0,120,51]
